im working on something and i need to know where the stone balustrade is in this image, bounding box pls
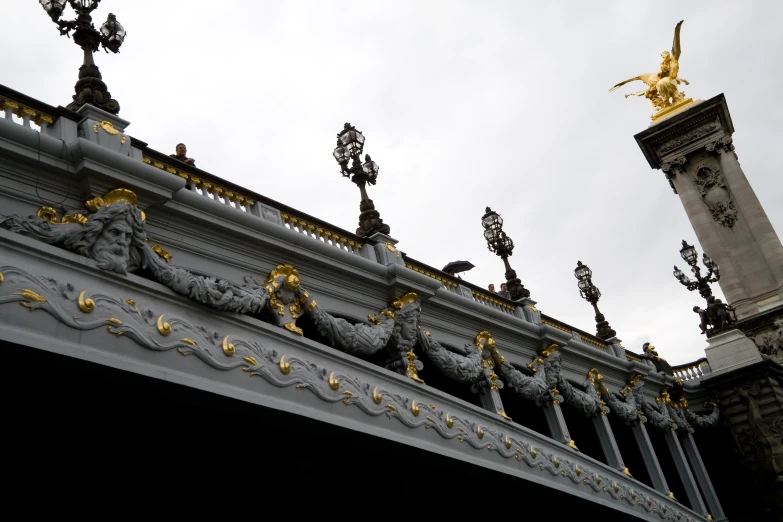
[0,96,53,132]
[672,358,712,381]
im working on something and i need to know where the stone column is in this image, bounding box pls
[544,401,575,448]
[716,141,783,300]
[679,431,727,522]
[631,422,670,494]
[663,428,709,515]
[635,94,783,318]
[592,414,627,473]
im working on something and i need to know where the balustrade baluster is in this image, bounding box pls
[20,108,34,128]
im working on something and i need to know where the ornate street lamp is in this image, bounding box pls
[574,261,617,339]
[39,0,126,114]
[673,240,719,299]
[481,207,529,300]
[333,123,390,238]
[673,240,736,337]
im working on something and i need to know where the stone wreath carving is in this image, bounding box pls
[0,265,700,522]
[558,368,609,417]
[0,189,270,314]
[496,343,559,407]
[643,388,682,432]
[298,291,424,383]
[692,165,738,228]
[643,387,719,433]
[601,375,647,425]
[417,329,485,385]
[684,399,720,430]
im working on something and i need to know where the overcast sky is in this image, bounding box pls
[4,1,782,364]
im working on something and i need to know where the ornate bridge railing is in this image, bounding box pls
[137,145,368,256]
[0,83,77,132]
[402,256,517,315]
[672,358,712,381]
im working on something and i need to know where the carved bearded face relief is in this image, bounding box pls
[91,216,134,273]
[545,353,562,389]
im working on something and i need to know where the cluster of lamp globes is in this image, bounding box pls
[332,123,380,186]
[673,240,720,290]
[481,207,515,255]
[39,0,126,54]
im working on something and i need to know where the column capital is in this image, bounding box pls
[634,94,733,170]
[705,135,734,156]
[660,156,687,194]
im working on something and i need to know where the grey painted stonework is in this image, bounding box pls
[704,328,764,375]
[0,97,728,521]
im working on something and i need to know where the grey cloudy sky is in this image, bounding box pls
[4,0,782,364]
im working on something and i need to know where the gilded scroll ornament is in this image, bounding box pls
[150,244,172,263]
[156,315,172,336]
[93,120,120,135]
[37,206,88,226]
[328,372,340,390]
[78,290,95,313]
[222,336,235,356]
[609,20,693,120]
[279,355,291,375]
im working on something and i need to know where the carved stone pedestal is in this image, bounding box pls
[705,328,763,375]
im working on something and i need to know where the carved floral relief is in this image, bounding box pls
[692,165,738,228]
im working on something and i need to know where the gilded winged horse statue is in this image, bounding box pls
[610,21,690,115]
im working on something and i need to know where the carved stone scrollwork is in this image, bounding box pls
[660,156,687,194]
[0,189,270,315]
[601,374,647,425]
[692,165,738,228]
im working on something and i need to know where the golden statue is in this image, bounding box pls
[610,20,693,119]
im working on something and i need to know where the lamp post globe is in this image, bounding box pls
[100,13,126,53]
[40,0,67,20]
[680,240,698,265]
